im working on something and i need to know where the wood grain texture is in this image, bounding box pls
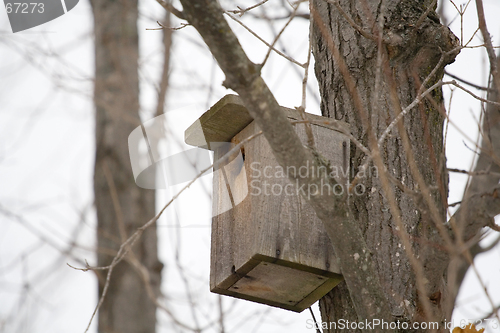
[185,95,253,149]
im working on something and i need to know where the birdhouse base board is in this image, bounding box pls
[211,254,343,312]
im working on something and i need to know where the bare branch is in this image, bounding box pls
[224,12,306,68]
[250,11,310,21]
[463,27,480,48]
[146,20,190,31]
[297,3,316,148]
[155,0,185,19]
[477,236,500,254]
[450,81,500,107]
[445,71,493,92]
[448,168,500,177]
[294,119,370,156]
[261,1,301,68]
[419,53,446,95]
[308,307,322,333]
[378,80,448,148]
[227,0,269,16]
[324,0,378,42]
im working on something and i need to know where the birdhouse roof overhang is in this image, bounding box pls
[185,94,347,150]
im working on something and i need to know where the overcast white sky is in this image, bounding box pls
[0,0,499,332]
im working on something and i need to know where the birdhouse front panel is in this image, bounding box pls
[185,95,348,312]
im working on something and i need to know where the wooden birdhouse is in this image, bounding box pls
[185,95,348,312]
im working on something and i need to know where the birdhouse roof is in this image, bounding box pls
[185,94,348,150]
[184,95,253,150]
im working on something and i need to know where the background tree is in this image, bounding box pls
[91,0,165,331]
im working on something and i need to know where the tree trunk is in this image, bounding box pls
[312,1,459,331]
[91,0,162,332]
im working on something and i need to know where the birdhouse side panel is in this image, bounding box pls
[294,123,348,273]
[210,146,233,290]
[231,120,346,275]
[230,122,268,270]
[210,135,255,290]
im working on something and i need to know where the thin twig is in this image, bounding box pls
[418,52,445,95]
[324,0,378,42]
[308,307,322,333]
[261,2,301,68]
[146,21,190,31]
[155,0,185,19]
[378,78,500,149]
[302,12,313,112]
[463,27,480,48]
[463,252,500,323]
[450,81,500,107]
[463,44,500,49]
[378,80,448,147]
[443,86,453,183]
[224,12,306,68]
[227,0,269,16]
[298,2,315,148]
[218,296,225,333]
[445,71,492,92]
[295,119,370,156]
[127,253,203,331]
[447,168,500,177]
[250,11,310,20]
[479,235,500,253]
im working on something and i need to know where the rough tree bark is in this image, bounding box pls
[311,1,459,331]
[91,0,163,332]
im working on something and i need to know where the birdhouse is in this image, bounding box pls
[185,95,348,312]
